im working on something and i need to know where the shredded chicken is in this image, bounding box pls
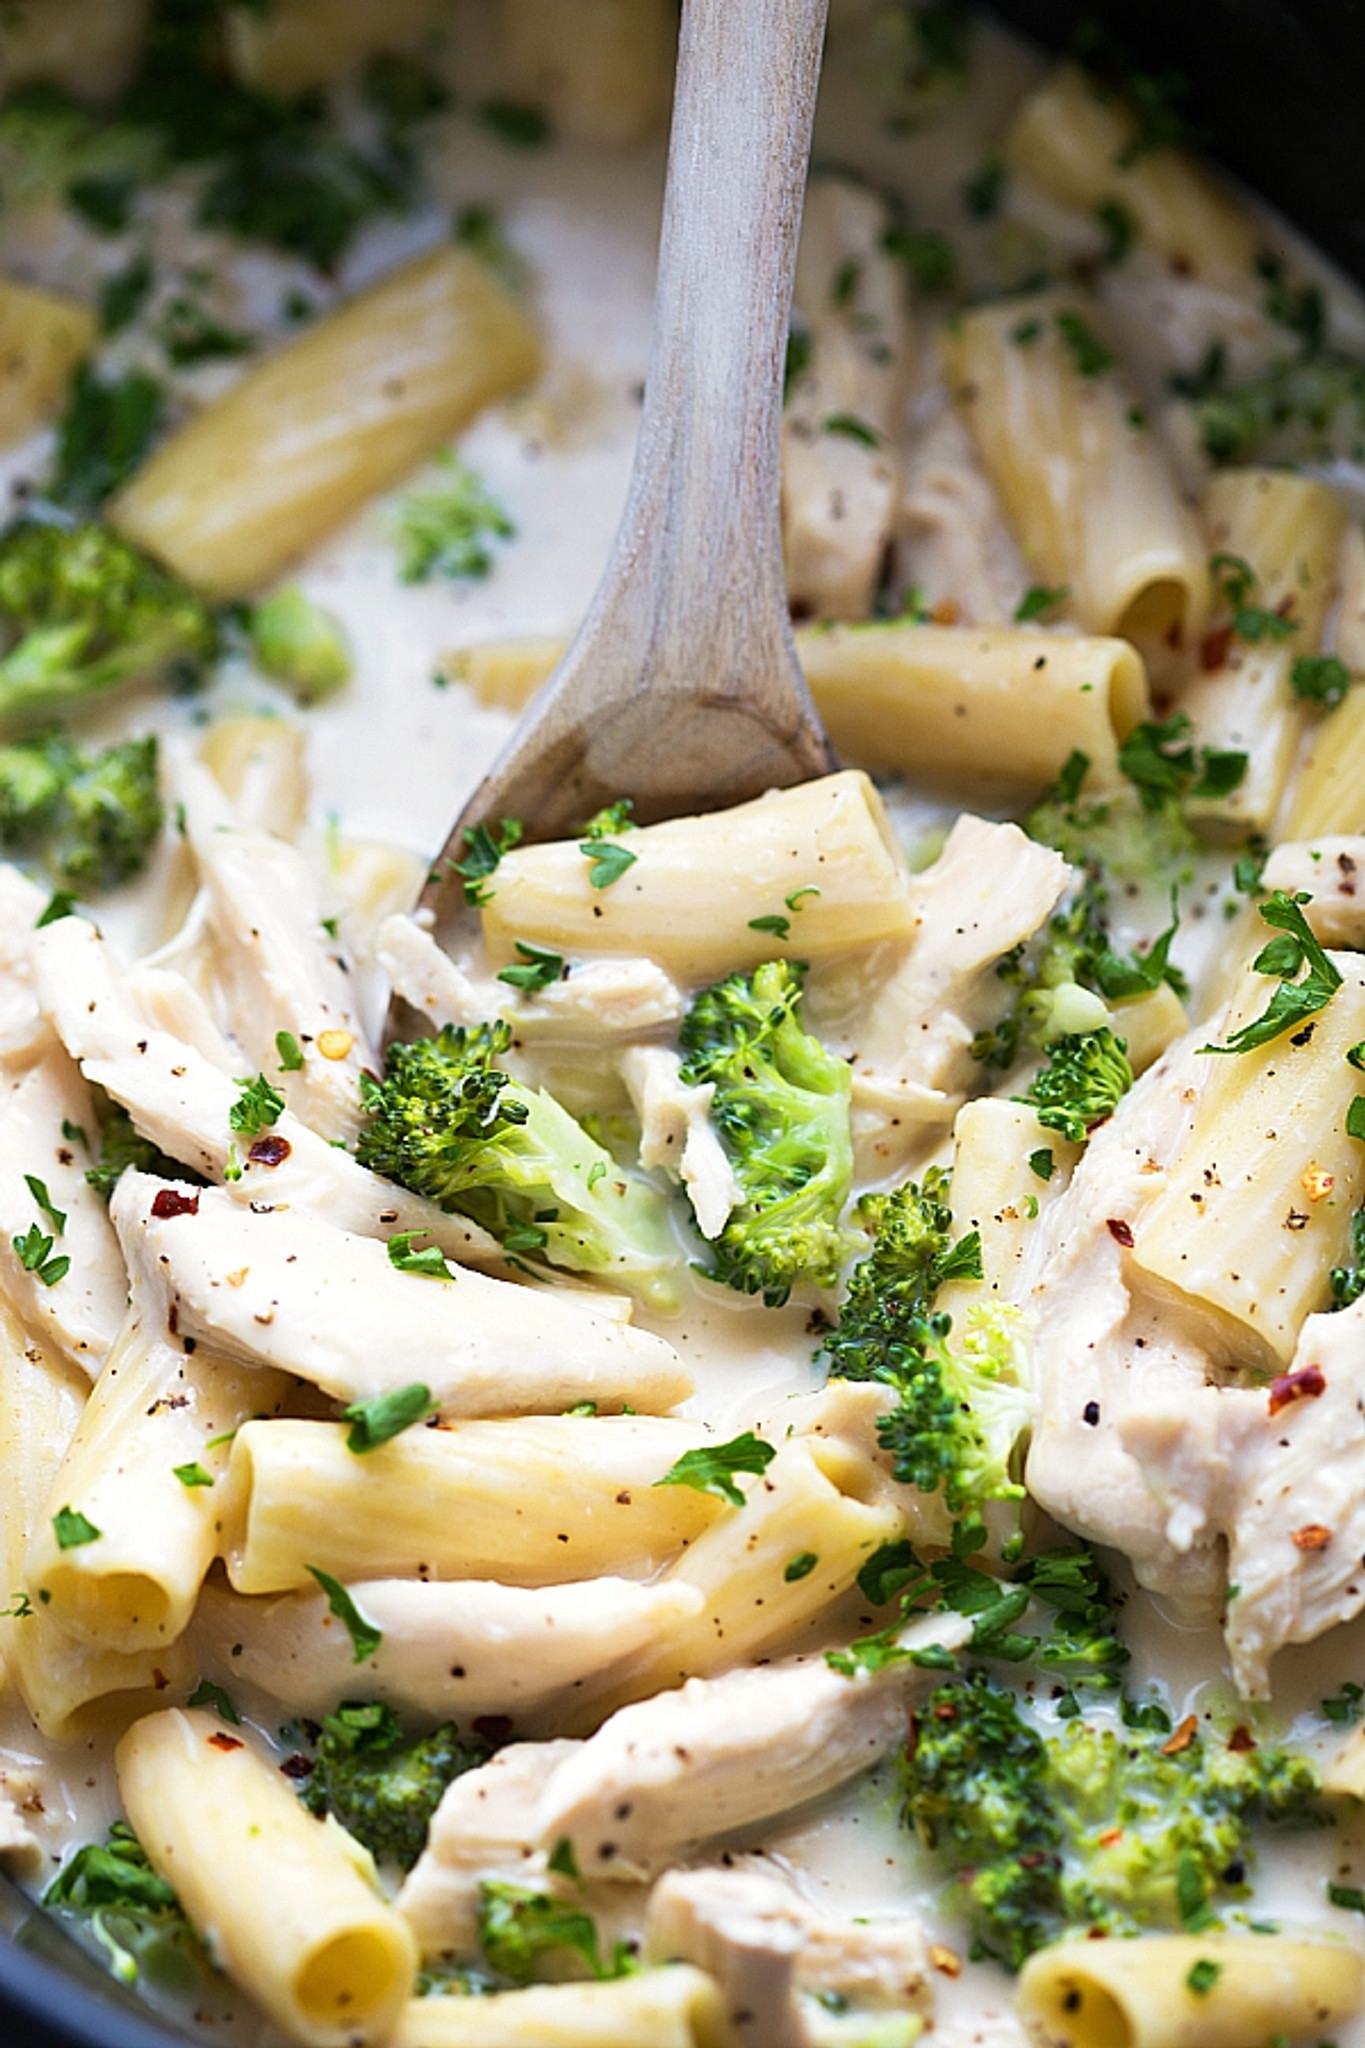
[532,1614,971,1882]
[645,1864,932,2048]
[851,816,1069,1171]
[113,1174,692,1416]
[619,1044,738,1240]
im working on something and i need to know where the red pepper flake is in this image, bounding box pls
[151,1187,199,1220]
[1097,1828,1124,1847]
[1227,1726,1256,1753]
[928,1944,962,1977]
[1106,1218,1134,1248]
[1161,1714,1198,1755]
[207,1732,244,1751]
[1268,1365,1326,1416]
[279,1754,314,1779]
[247,1135,291,1169]
[1292,1524,1332,1551]
[1200,625,1233,671]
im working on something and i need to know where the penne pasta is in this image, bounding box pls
[220,1414,723,1594]
[1128,951,1365,1369]
[110,248,542,596]
[942,290,1209,657]
[1182,468,1347,831]
[25,1302,289,1653]
[480,771,918,981]
[224,0,443,95]
[393,1965,721,2048]
[117,1708,418,2047]
[493,0,674,147]
[1002,64,1261,290]
[0,275,95,452]
[1016,1932,1363,2048]
[795,620,1148,800]
[0,1301,191,1736]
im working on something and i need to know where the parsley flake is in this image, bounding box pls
[307,1566,381,1662]
[654,1431,776,1508]
[1201,892,1342,1056]
[579,839,637,890]
[496,942,565,993]
[386,1233,455,1282]
[53,1505,101,1549]
[228,1074,284,1137]
[342,1383,437,1454]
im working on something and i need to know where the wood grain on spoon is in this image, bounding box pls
[419,0,834,950]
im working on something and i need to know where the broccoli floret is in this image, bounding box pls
[356,1021,683,1310]
[678,959,857,1306]
[390,455,516,584]
[84,1098,195,1204]
[1023,746,1202,891]
[0,518,218,723]
[478,1882,634,1985]
[301,1701,489,1871]
[972,875,1183,1072]
[248,585,351,703]
[820,1169,974,1382]
[0,730,163,891]
[1019,1027,1133,1145]
[821,1175,1030,1534]
[0,82,160,220]
[44,1820,207,1991]
[902,1673,1323,1968]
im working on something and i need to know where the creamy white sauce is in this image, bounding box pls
[4,6,1365,2044]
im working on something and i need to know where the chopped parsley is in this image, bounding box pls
[1014,584,1070,623]
[654,1432,776,1509]
[822,412,883,448]
[496,942,566,993]
[386,1232,455,1282]
[342,1383,437,1454]
[172,1462,214,1489]
[186,1679,239,1725]
[1055,310,1115,378]
[53,1505,101,1549]
[1291,654,1352,708]
[451,817,523,908]
[275,1030,305,1072]
[1201,891,1342,1056]
[579,839,637,890]
[228,1073,285,1137]
[306,1566,381,1662]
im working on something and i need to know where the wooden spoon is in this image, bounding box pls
[417,0,834,945]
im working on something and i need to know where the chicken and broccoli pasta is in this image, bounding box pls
[3,4,1365,2048]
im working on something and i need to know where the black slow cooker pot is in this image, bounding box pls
[3,1,1365,2043]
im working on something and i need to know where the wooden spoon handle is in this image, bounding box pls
[431,0,832,866]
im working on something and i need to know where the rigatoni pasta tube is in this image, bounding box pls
[0,275,95,452]
[494,0,674,146]
[1182,468,1346,831]
[395,1966,722,2048]
[110,247,541,596]
[225,0,441,94]
[117,1708,417,2048]
[1016,1933,1363,2048]
[221,1413,723,1594]
[480,770,917,980]
[1128,952,1365,1370]
[794,621,1148,801]
[0,1306,190,1737]
[587,1436,903,1712]
[942,290,1209,650]
[26,1308,290,1653]
[1285,678,1365,839]
[1002,64,1260,289]
[937,1099,1079,1320]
